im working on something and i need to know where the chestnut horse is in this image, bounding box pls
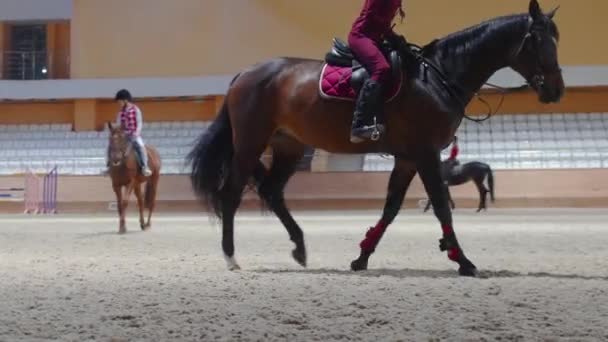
[188,0,563,276]
[107,123,161,234]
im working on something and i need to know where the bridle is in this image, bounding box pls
[109,132,130,167]
[511,16,562,92]
[424,15,560,123]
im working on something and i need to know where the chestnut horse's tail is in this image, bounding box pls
[187,100,233,218]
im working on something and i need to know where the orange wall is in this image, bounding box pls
[70,0,603,78]
[46,21,71,79]
[0,22,4,79]
[2,86,608,127]
[0,102,74,124]
[0,99,217,127]
[0,22,8,79]
[95,99,216,130]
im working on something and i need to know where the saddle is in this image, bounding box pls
[324,38,402,93]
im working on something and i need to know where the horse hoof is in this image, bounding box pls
[118,229,126,235]
[292,248,307,268]
[350,258,368,272]
[458,259,479,277]
[225,255,241,271]
[459,266,479,277]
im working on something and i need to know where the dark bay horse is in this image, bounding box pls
[107,123,161,234]
[424,160,495,212]
[188,0,563,276]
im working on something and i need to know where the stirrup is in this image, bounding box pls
[370,118,381,141]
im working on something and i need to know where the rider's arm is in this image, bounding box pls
[134,106,143,136]
[115,111,122,127]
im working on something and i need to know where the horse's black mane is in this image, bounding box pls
[421,13,557,60]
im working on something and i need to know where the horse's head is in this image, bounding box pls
[107,122,129,167]
[510,0,564,103]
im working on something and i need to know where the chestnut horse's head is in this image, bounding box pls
[107,122,129,167]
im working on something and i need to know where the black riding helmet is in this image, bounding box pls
[115,89,133,102]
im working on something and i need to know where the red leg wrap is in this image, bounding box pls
[359,220,388,253]
[442,225,460,262]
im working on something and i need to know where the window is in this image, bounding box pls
[6,24,48,80]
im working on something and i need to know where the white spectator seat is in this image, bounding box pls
[4,116,608,175]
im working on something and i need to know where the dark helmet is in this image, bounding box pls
[115,89,133,102]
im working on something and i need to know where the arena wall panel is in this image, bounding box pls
[2,169,608,213]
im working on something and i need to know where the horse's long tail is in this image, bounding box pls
[487,167,495,202]
[186,100,233,219]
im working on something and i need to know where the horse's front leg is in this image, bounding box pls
[351,158,417,271]
[447,188,456,210]
[416,151,477,277]
[113,184,126,234]
[133,182,146,230]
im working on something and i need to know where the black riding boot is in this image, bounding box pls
[350,79,385,143]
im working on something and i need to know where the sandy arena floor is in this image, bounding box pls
[1,209,607,341]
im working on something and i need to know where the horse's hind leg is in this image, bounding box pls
[145,174,159,229]
[221,113,276,270]
[254,136,308,267]
[351,158,417,271]
[221,145,270,270]
[133,183,146,230]
[417,151,477,277]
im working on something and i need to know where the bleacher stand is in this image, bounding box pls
[0,121,209,175]
[2,114,608,175]
[365,113,608,171]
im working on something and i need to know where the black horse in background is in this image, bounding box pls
[424,160,495,212]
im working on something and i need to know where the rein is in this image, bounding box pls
[408,44,529,124]
[404,16,535,124]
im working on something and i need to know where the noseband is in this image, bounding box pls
[513,17,561,90]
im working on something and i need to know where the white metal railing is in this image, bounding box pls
[0,50,69,80]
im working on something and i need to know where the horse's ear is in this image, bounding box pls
[107,122,113,131]
[547,5,560,19]
[529,0,542,20]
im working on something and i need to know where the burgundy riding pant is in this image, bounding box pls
[348,32,390,83]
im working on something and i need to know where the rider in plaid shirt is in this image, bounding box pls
[112,89,152,176]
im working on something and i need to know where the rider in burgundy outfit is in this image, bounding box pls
[348,0,404,143]
[448,136,460,162]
